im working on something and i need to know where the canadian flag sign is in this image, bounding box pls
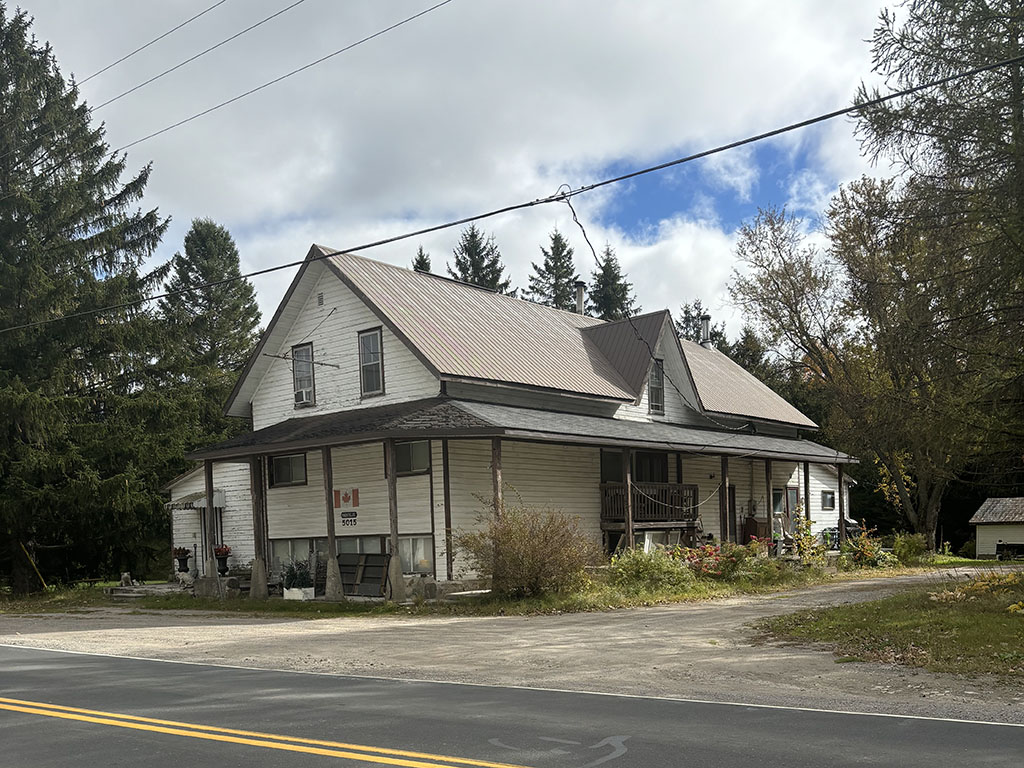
[334,488,359,509]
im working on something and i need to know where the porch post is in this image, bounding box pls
[249,455,269,600]
[385,439,406,601]
[837,464,847,546]
[442,438,453,581]
[322,446,343,600]
[764,457,774,547]
[622,448,634,549]
[719,456,729,543]
[203,459,217,578]
[491,437,503,517]
[803,461,811,521]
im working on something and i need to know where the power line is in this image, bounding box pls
[2,51,1023,336]
[79,0,231,85]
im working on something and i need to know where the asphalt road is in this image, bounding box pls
[1,645,1022,768]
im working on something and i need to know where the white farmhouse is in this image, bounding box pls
[169,246,855,595]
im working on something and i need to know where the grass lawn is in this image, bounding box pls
[761,570,1024,678]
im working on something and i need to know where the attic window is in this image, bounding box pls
[358,328,384,397]
[648,360,665,414]
[292,343,314,407]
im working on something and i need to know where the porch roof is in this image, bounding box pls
[188,398,856,464]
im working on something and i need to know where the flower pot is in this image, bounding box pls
[175,556,190,573]
[283,587,314,601]
[215,554,230,576]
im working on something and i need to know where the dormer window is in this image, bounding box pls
[648,359,665,414]
[292,343,314,407]
[358,328,384,397]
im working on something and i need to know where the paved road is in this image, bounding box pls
[2,645,1022,768]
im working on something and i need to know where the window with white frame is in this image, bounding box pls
[358,328,384,397]
[821,490,836,510]
[268,453,307,487]
[395,440,430,475]
[292,343,314,406]
[396,535,433,574]
[648,359,665,414]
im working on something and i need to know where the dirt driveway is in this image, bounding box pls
[2,570,1022,723]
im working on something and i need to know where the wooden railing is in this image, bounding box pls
[600,482,700,524]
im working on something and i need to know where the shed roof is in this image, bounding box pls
[969,498,1024,525]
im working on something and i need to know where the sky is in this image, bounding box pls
[20,0,888,335]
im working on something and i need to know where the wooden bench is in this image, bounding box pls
[337,552,392,598]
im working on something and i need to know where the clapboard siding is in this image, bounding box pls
[444,439,495,577]
[251,270,439,430]
[170,462,253,575]
[976,524,1024,556]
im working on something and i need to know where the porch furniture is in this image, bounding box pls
[338,552,392,597]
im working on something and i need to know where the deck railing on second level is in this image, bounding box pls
[600,482,700,524]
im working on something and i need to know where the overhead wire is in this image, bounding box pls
[2,50,1023,338]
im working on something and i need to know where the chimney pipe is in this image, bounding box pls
[574,280,586,315]
[699,314,712,349]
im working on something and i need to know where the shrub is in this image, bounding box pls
[283,559,312,589]
[793,518,825,566]
[454,504,603,598]
[957,538,977,559]
[841,529,897,568]
[893,532,929,565]
[676,541,748,579]
[610,548,695,593]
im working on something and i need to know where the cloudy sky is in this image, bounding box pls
[22,0,887,333]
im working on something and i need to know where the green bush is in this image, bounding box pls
[283,559,312,589]
[793,518,826,566]
[841,529,898,568]
[675,541,749,579]
[610,548,695,593]
[957,538,977,559]
[893,532,929,565]
[454,504,603,598]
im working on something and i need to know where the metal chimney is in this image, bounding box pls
[574,280,586,315]
[699,314,712,349]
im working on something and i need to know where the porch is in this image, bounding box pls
[600,482,700,528]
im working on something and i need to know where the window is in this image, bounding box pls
[648,360,665,414]
[396,535,433,575]
[268,453,307,487]
[292,343,314,406]
[600,449,623,483]
[821,490,836,510]
[395,440,430,475]
[787,487,800,516]
[358,328,384,397]
[337,535,383,555]
[270,537,311,574]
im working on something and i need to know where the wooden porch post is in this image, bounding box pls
[803,461,811,521]
[623,448,634,549]
[385,439,406,601]
[764,457,774,548]
[442,438,453,581]
[322,446,343,600]
[837,464,847,546]
[491,437,503,517]
[718,456,729,543]
[249,455,269,600]
[203,459,217,579]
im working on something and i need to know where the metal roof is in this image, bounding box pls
[681,339,818,429]
[969,497,1024,525]
[190,398,854,464]
[582,311,669,395]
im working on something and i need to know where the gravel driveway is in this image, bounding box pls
[2,570,1022,723]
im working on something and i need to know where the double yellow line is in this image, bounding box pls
[0,697,532,768]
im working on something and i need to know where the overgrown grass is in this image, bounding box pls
[761,569,1024,677]
[0,583,113,613]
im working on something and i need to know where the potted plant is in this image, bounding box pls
[214,545,232,576]
[283,559,314,600]
[172,546,191,573]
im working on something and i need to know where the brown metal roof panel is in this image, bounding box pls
[582,311,669,394]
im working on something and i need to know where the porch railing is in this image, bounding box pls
[600,482,700,524]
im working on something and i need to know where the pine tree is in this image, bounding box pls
[587,245,639,321]
[446,224,513,293]
[0,7,170,591]
[675,299,729,351]
[412,246,431,272]
[528,230,578,311]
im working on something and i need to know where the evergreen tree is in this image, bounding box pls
[446,224,513,293]
[675,299,729,351]
[587,245,639,321]
[412,246,431,272]
[0,6,170,591]
[527,230,578,310]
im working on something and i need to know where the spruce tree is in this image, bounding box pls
[446,224,513,293]
[0,7,170,591]
[676,299,729,351]
[587,245,639,321]
[528,230,579,310]
[412,246,431,272]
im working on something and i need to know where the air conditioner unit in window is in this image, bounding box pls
[294,389,313,405]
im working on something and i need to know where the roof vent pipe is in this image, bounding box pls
[700,314,712,349]
[574,280,586,315]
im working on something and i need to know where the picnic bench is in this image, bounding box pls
[337,552,392,598]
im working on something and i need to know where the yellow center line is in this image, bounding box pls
[0,697,532,768]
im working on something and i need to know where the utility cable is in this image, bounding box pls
[2,50,1022,336]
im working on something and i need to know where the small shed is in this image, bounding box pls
[969,498,1024,558]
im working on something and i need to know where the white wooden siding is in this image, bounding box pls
[251,271,439,430]
[976,524,1024,556]
[616,334,703,425]
[170,462,253,575]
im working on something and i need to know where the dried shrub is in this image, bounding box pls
[454,504,603,598]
